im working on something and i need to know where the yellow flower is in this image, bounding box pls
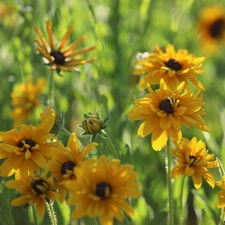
[198,5,225,54]
[47,133,97,203]
[5,172,59,218]
[216,176,225,211]
[128,79,208,151]
[40,106,64,135]
[134,44,205,91]
[65,155,141,225]
[170,137,218,189]
[11,78,46,128]
[33,19,96,73]
[0,114,57,180]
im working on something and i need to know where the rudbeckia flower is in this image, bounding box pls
[33,19,96,73]
[47,133,97,203]
[216,176,225,211]
[5,172,59,218]
[11,78,45,128]
[65,155,141,225]
[78,112,110,142]
[128,79,208,151]
[0,114,57,180]
[134,44,205,91]
[198,5,225,54]
[170,137,218,189]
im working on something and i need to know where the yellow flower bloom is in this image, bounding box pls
[0,114,57,180]
[47,133,97,203]
[33,19,96,72]
[5,172,59,218]
[65,155,141,225]
[170,137,218,189]
[134,44,205,91]
[11,78,46,128]
[128,79,208,151]
[198,5,225,54]
[216,176,225,211]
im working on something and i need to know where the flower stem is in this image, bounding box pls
[179,176,185,225]
[32,206,38,225]
[219,208,225,225]
[106,137,119,158]
[48,72,55,108]
[166,137,174,225]
[46,201,57,225]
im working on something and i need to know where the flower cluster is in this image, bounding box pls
[128,11,225,216]
[1,19,141,225]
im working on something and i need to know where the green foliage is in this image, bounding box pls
[1,0,225,224]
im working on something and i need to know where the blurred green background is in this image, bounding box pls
[1,0,225,224]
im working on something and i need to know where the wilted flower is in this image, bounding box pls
[34,19,96,73]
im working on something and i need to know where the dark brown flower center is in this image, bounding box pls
[159,99,174,114]
[189,155,197,166]
[18,139,36,151]
[50,51,65,65]
[60,161,76,175]
[165,59,182,71]
[32,179,48,195]
[95,182,112,199]
[209,18,225,38]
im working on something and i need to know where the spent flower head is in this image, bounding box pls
[78,112,110,142]
[33,19,96,74]
[170,137,218,189]
[5,171,59,218]
[128,79,208,151]
[65,155,141,225]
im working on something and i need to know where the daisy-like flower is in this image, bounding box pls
[5,172,59,218]
[0,113,57,180]
[33,19,96,73]
[128,79,209,151]
[47,133,97,203]
[134,44,205,91]
[170,137,218,189]
[216,176,225,211]
[11,78,46,128]
[64,155,141,225]
[198,5,225,54]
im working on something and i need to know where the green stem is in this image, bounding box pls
[179,176,186,225]
[48,72,55,108]
[46,201,57,225]
[92,217,99,225]
[32,206,38,225]
[219,208,225,225]
[166,137,174,225]
[106,137,119,158]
